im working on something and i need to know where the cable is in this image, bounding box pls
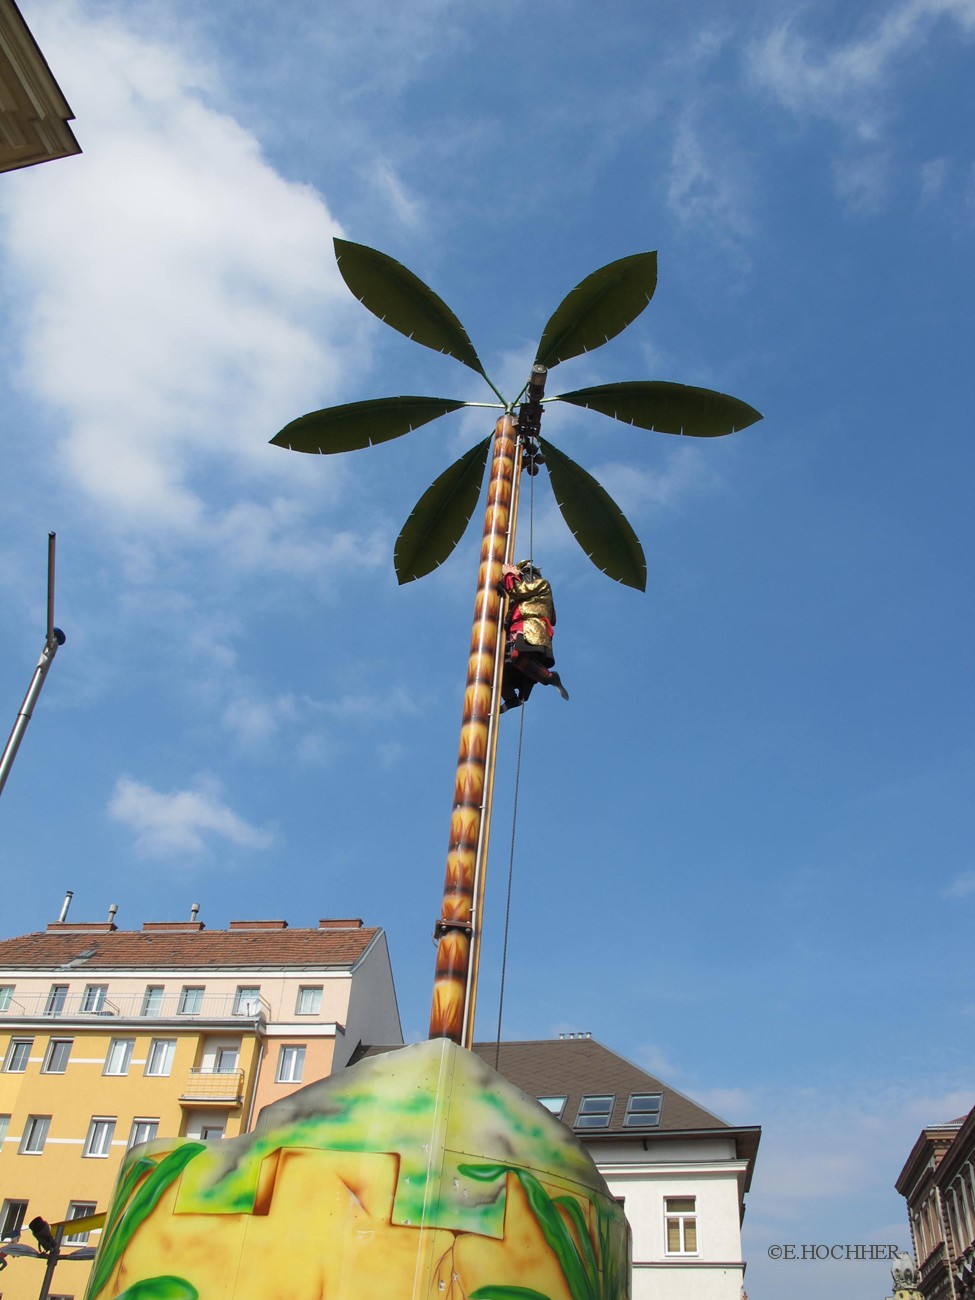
[494,701,526,1070]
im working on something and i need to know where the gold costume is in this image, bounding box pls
[508,574,555,654]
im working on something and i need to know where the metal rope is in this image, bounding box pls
[494,699,525,1070]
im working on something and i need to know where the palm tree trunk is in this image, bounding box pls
[429,414,520,1043]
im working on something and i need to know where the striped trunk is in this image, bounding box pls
[429,414,520,1043]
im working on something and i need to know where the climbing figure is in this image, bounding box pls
[498,560,569,713]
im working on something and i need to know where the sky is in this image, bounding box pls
[1,0,973,1295]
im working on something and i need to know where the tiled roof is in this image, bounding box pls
[0,925,380,970]
[470,1037,731,1135]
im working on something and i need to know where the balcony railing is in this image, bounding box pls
[0,992,269,1024]
[178,1067,244,1104]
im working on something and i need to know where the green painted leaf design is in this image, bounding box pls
[535,254,657,369]
[554,381,762,437]
[554,1195,598,1293]
[458,1161,513,1182]
[271,397,467,454]
[89,1144,205,1300]
[114,1277,198,1300]
[509,1170,595,1300]
[469,1288,552,1300]
[394,438,490,584]
[335,239,486,376]
[105,1156,157,1239]
[539,439,647,592]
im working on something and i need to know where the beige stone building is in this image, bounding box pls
[896,1105,975,1300]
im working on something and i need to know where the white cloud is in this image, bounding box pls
[666,117,753,250]
[919,157,950,202]
[592,444,718,516]
[0,1,368,541]
[749,0,975,142]
[221,692,303,748]
[372,160,425,228]
[108,774,273,859]
[941,870,975,898]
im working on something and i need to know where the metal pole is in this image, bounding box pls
[0,534,66,798]
[36,1226,62,1300]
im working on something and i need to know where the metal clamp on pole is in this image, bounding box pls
[0,533,66,799]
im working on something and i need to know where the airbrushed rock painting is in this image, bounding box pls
[85,1042,629,1300]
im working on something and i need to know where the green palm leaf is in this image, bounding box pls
[271,396,467,455]
[395,437,491,584]
[335,239,486,376]
[114,1278,198,1300]
[539,439,647,592]
[535,253,658,370]
[554,381,762,436]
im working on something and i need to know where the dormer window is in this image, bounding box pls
[537,1095,568,1119]
[624,1093,663,1128]
[574,1095,615,1128]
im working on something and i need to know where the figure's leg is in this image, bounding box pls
[517,656,569,701]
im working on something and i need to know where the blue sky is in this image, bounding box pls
[2,0,974,1295]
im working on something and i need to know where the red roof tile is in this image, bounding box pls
[0,925,381,970]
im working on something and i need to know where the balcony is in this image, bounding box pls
[0,992,269,1025]
[178,1067,244,1106]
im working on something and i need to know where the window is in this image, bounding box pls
[141,985,164,1017]
[276,1045,305,1083]
[233,987,261,1016]
[178,986,204,1015]
[43,1039,73,1074]
[128,1119,159,1150]
[0,986,13,1012]
[199,1123,225,1141]
[104,1038,134,1076]
[295,986,322,1015]
[64,1202,97,1245]
[81,985,108,1013]
[537,1095,568,1119]
[0,1199,28,1240]
[4,1039,32,1073]
[19,1115,51,1155]
[0,1115,10,1146]
[45,984,68,1016]
[216,1048,239,1074]
[83,1118,116,1158]
[624,1093,663,1128]
[145,1039,175,1077]
[665,1197,697,1254]
[574,1095,615,1128]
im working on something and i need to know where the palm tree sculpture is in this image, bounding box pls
[273,240,762,1046]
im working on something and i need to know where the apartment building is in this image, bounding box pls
[356,1034,761,1300]
[0,910,402,1300]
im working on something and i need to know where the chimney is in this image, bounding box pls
[57,890,73,923]
[190,903,200,922]
[107,904,118,929]
[318,918,363,929]
[228,920,288,930]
